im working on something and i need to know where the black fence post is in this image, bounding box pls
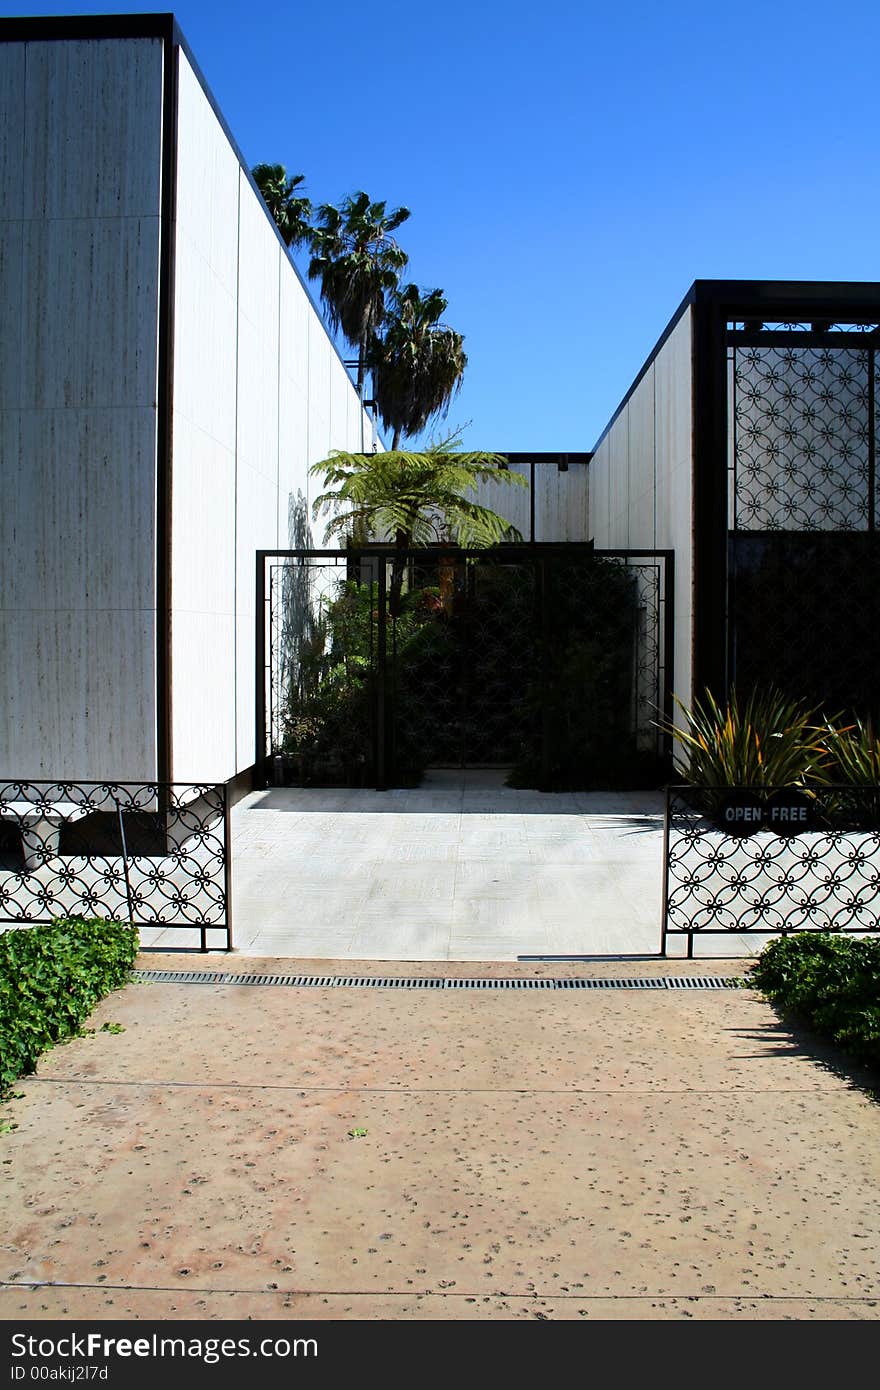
[539,555,551,791]
[376,557,388,790]
[255,552,267,786]
[223,782,233,952]
[660,786,670,957]
[112,790,135,926]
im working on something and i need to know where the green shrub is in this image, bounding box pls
[0,917,138,1098]
[749,933,880,1068]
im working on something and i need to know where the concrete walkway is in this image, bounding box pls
[1,955,879,1321]
[141,771,763,959]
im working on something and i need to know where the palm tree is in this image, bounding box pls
[252,164,312,250]
[309,440,528,613]
[308,192,410,394]
[371,284,467,448]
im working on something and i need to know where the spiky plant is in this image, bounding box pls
[822,717,880,784]
[820,717,880,827]
[659,686,834,789]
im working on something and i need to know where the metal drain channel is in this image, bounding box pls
[134,970,743,991]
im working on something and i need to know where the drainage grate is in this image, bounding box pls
[134,970,743,991]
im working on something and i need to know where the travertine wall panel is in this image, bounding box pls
[534,465,589,542]
[589,306,694,709]
[0,218,23,408]
[0,407,157,613]
[22,39,162,220]
[20,217,160,410]
[168,53,240,784]
[0,37,162,781]
[1,33,372,785]
[0,45,24,220]
[0,609,155,781]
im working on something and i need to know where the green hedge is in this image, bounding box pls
[749,933,880,1068]
[0,917,138,1098]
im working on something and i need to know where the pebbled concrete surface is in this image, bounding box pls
[1,959,879,1321]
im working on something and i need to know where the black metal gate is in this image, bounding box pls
[257,545,673,791]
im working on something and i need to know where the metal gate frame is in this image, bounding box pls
[255,544,674,791]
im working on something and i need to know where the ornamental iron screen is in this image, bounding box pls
[0,781,231,951]
[258,547,673,791]
[726,325,880,717]
[730,340,877,533]
[663,784,880,958]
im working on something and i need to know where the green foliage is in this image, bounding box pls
[817,718,880,828]
[309,192,410,390]
[281,579,451,785]
[281,582,373,785]
[511,557,666,790]
[659,686,833,789]
[251,164,312,250]
[0,918,138,1099]
[750,933,880,1068]
[822,717,880,785]
[370,283,467,448]
[309,442,527,549]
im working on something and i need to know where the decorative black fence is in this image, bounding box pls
[663,785,880,957]
[257,545,673,791]
[0,782,232,952]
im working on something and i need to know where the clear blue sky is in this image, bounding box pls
[9,1,880,449]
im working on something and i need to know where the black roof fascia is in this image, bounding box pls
[0,14,176,41]
[591,279,880,456]
[499,453,592,465]
[0,11,364,392]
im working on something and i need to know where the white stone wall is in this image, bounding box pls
[170,52,374,783]
[588,307,694,709]
[0,37,164,780]
[0,34,375,787]
[469,462,589,542]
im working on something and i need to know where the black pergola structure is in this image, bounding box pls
[588,282,880,954]
[682,281,880,716]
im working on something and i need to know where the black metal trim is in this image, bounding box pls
[499,453,592,465]
[225,764,256,808]
[376,559,388,790]
[691,299,729,702]
[0,14,177,42]
[661,548,675,744]
[870,348,877,534]
[155,26,178,786]
[255,550,267,785]
[257,544,664,560]
[727,329,880,347]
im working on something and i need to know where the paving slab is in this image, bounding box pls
[1,963,878,1321]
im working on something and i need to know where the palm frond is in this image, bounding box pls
[309,444,529,547]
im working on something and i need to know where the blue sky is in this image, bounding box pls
[9,1,880,449]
